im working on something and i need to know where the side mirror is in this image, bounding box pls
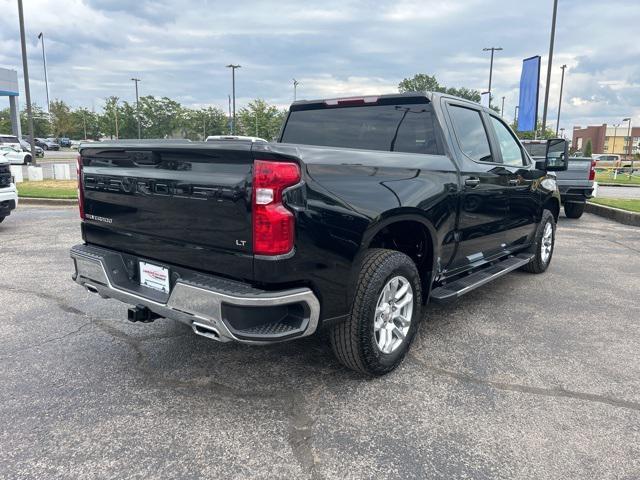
[544,138,569,171]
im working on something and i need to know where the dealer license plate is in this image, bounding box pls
[139,261,170,293]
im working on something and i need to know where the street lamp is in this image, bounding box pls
[37,32,50,114]
[482,47,503,107]
[623,117,633,176]
[541,0,559,135]
[555,64,567,136]
[17,0,37,165]
[293,78,299,102]
[501,96,505,117]
[226,64,241,134]
[131,77,141,139]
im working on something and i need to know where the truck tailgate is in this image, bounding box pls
[555,157,593,187]
[80,143,254,281]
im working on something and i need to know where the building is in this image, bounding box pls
[572,123,640,158]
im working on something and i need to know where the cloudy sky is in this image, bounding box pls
[1,0,639,133]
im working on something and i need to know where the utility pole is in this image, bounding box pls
[226,64,241,134]
[611,123,620,154]
[17,0,37,166]
[482,47,503,107]
[555,64,567,136]
[623,118,633,177]
[112,97,119,139]
[37,32,50,114]
[255,111,258,137]
[131,77,141,139]
[501,96,505,117]
[293,78,299,102]
[82,111,87,139]
[541,0,559,135]
[228,95,232,134]
[560,127,565,139]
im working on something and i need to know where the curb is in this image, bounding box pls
[598,183,640,188]
[19,197,78,206]
[586,202,640,227]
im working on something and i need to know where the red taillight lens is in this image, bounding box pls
[252,160,301,255]
[589,160,596,181]
[77,154,85,219]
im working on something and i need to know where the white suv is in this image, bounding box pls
[0,154,18,223]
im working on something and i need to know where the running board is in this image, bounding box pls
[430,254,534,304]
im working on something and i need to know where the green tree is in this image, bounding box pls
[583,139,593,157]
[399,73,482,103]
[69,108,100,140]
[509,121,556,140]
[181,106,228,140]
[137,96,182,139]
[99,96,120,139]
[20,104,51,137]
[236,99,286,140]
[49,99,75,137]
[0,108,12,133]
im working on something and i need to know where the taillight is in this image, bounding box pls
[252,159,301,255]
[589,160,596,181]
[77,154,85,219]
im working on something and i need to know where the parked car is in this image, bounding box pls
[19,139,44,157]
[1,146,33,165]
[58,137,72,148]
[0,153,18,223]
[35,138,60,151]
[70,92,567,375]
[522,140,595,219]
[0,134,21,150]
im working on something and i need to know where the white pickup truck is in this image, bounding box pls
[0,155,18,223]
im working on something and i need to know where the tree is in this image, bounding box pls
[20,104,51,137]
[99,96,120,139]
[0,108,12,133]
[583,139,593,158]
[399,73,482,103]
[509,121,557,140]
[70,108,100,140]
[49,99,75,137]
[137,96,182,139]
[236,99,286,140]
[180,106,228,140]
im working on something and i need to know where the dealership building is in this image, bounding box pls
[572,123,640,157]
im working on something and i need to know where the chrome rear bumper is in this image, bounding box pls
[70,244,320,344]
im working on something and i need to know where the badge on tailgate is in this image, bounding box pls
[139,261,170,293]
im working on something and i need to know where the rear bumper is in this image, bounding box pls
[70,244,320,344]
[559,185,593,203]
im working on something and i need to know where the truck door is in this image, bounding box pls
[443,102,513,273]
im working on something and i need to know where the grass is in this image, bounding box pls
[595,171,640,185]
[18,180,77,199]
[590,198,640,213]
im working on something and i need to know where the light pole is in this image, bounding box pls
[131,77,141,139]
[555,64,567,136]
[226,64,241,134]
[501,96,505,117]
[514,105,519,125]
[611,123,620,154]
[623,117,633,176]
[293,78,299,102]
[17,0,37,165]
[560,127,565,139]
[37,32,50,114]
[482,47,502,107]
[541,0,559,135]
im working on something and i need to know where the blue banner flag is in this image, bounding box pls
[517,56,541,132]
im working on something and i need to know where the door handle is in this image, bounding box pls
[465,178,480,187]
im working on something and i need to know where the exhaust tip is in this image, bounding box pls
[86,284,99,294]
[192,321,221,341]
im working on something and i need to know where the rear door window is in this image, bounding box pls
[448,105,494,163]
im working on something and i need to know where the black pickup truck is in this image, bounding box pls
[70,92,568,375]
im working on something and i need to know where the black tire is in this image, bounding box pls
[329,249,422,376]
[43,145,48,150]
[564,202,585,219]
[521,209,556,274]
[0,216,5,223]
[23,155,32,165]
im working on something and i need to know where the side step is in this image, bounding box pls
[430,253,533,304]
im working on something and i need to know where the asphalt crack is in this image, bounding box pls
[409,353,640,412]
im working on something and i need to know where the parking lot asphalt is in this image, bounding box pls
[1,207,639,479]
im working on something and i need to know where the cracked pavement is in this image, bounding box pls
[1,206,639,479]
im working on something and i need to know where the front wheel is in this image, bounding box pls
[23,155,32,165]
[521,209,556,274]
[330,249,422,376]
[564,202,585,219]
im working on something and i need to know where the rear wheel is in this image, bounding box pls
[564,202,585,219]
[521,209,555,274]
[23,155,32,165]
[330,249,422,375]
